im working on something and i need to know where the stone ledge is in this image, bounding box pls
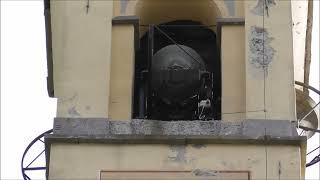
[45,134,305,146]
[53,118,299,138]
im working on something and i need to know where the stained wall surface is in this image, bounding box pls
[245,0,296,120]
[48,0,301,179]
[48,143,301,180]
[51,1,113,118]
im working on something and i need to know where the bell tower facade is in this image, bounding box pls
[43,0,312,179]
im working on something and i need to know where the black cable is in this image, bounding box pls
[307,145,320,155]
[303,125,320,168]
[154,25,203,66]
[306,154,320,167]
[299,125,320,133]
[295,81,320,95]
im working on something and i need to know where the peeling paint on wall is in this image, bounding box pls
[191,144,206,149]
[68,106,81,117]
[85,105,91,111]
[251,0,276,17]
[224,0,235,16]
[59,93,78,104]
[249,26,275,73]
[168,145,187,163]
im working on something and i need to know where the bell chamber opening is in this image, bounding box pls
[133,20,221,121]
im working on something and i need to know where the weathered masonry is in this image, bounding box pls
[42,0,317,179]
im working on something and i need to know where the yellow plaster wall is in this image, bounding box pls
[51,0,113,118]
[291,0,308,84]
[245,0,296,120]
[235,0,245,17]
[109,25,135,120]
[221,25,246,121]
[263,1,296,120]
[48,143,301,180]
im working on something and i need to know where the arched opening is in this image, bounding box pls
[135,0,222,35]
[132,0,222,120]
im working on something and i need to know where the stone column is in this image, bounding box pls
[52,1,113,118]
[245,0,296,120]
[109,16,138,120]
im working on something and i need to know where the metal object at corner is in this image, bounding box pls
[21,129,53,180]
[295,81,320,138]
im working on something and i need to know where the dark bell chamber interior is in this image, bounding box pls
[133,20,221,121]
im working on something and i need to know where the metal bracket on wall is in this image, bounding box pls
[21,129,53,180]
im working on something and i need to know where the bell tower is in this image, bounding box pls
[41,0,318,179]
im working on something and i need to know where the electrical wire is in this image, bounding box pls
[307,145,320,155]
[306,154,320,167]
[299,129,305,136]
[305,145,320,167]
[299,125,320,133]
[298,101,320,123]
[153,25,203,66]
